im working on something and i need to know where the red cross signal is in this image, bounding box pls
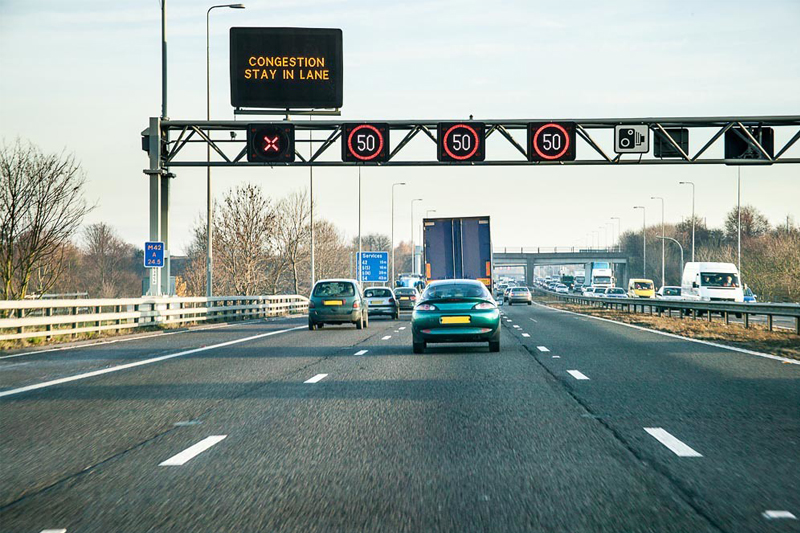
[262,135,280,152]
[247,124,295,162]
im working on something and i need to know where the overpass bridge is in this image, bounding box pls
[493,247,631,287]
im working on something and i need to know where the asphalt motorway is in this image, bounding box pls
[1,307,798,532]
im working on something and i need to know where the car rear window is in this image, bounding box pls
[609,288,625,294]
[423,283,490,300]
[395,288,416,295]
[512,287,529,293]
[365,288,392,298]
[664,288,681,296]
[313,282,355,297]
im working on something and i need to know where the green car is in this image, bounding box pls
[411,279,501,354]
[308,279,369,330]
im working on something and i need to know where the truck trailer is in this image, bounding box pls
[423,216,492,288]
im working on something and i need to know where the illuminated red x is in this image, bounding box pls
[262,135,280,152]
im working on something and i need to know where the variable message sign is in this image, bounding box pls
[724,126,774,162]
[230,27,343,109]
[342,123,390,162]
[357,251,389,282]
[528,122,576,161]
[437,122,486,162]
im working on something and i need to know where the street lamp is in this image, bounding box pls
[657,236,683,285]
[679,181,695,262]
[390,182,406,284]
[611,217,621,251]
[634,206,646,277]
[410,198,423,275]
[206,3,245,297]
[651,196,665,287]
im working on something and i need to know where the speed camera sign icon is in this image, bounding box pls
[615,125,650,154]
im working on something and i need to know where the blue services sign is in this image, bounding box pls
[358,251,388,282]
[144,241,165,268]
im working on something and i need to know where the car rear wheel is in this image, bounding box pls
[355,316,363,330]
[413,341,426,354]
[489,340,500,352]
[364,314,369,328]
[527,301,532,305]
[308,321,317,330]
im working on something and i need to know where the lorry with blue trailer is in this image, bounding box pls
[423,216,493,289]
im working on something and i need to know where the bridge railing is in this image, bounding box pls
[532,287,800,335]
[494,247,621,254]
[0,295,309,343]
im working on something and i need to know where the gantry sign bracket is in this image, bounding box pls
[145,115,800,167]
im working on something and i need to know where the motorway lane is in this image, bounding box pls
[501,302,800,532]
[0,311,720,532]
[0,315,388,509]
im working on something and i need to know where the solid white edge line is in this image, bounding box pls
[0,315,306,360]
[532,302,800,365]
[537,346,550,352]
[644,427,702,457]
[354,349,368,356]
[304,373,328,384]
[0,326,305,399]
[567,370,590,380]
[159,435,227,466]
[763,510,796,520]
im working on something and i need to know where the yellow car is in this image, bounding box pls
[627,278,655,298]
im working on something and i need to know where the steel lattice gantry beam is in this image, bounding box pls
[145,115,800,167]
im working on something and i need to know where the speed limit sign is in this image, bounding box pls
[528,122,576,161]
[342,123,390,162]
[437,122,486,162]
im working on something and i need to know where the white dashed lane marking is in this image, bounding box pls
[537,346,550,352]
[529,318,538,323]
[381,335,391,340]
[304,374,328,384]
[40,530,67,533]
[159,435,227,466]
[522,333,530,338]
[552,356,561,359]
[644,428,703,457]
[513,325,521,329]
[354,350,368,356]
[567,370,590,380]
[399,327,406,330]
[763,510,796,520]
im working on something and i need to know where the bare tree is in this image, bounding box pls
[274,190,311,294]
[81,222,141,297]
[213,183,277,295]
[724,205,771,240]
[0,140,92,300]
[310,219,349,282]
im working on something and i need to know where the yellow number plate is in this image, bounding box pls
[323,300,343,306]
[440,316,470,324]
[400,296,409,300]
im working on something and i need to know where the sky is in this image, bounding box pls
[1,0,799,254]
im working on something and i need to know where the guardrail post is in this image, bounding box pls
[692,309,697,320]
[707,309,712,323]
[95,306,101,329]
[795,317,799,335]
[767,314,773,332]
[72,306,78,338]
[17,308,25,335]
[743,313,749,329]
[45,307,53,340]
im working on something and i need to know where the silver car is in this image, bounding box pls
[507,286,532,305]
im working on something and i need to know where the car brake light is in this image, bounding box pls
[473,302,496,310]
[411,296,417,300]
[416,303,437,311]
[353,301,360,309]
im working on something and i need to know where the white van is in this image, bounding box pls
[681,262,744,303]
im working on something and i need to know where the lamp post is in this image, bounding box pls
[206,3,245,298]
[634,206,646,277]
[410,198,423,275]
[651,196,665,286]
[390,182,406,284]
[611,217,621,251]
[737,167,742,274]
[679,181,695,262]
[358,167,362,284]
[657,236,683,285]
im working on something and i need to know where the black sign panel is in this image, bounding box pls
[437,122,485,162]
[342,123,390,162]
[528,122,576,161]
[724,126,774,162]
[654,128,689,158]
[230,27,343,109]
[247,124,295,162]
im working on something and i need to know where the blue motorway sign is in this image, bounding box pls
[144,241,165,268]
[357,251,389,282]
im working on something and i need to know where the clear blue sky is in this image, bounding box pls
[1,0,799,252]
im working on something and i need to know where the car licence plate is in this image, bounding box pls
[440,316,470,324]
[400,296,409,300]
[323,300,343,306]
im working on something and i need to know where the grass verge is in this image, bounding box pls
[532,295,800,361]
